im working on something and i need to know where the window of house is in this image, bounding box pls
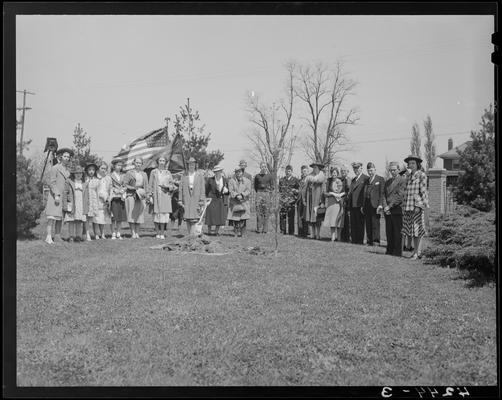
[452,159,460,170]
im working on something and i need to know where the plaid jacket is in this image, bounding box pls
[403,170,429,211]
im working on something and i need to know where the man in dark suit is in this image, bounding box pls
[339,165,351,242]
[347,161,369,244]
[363,162,386,246]
[279,165,300,235]
[296,165,309,238]
[383,161,406,256]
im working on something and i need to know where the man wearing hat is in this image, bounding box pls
[347,161,369,245]
[279,165,300,235]
[44,147,74,244]
[236,159,253,182]
[382,161,406,256]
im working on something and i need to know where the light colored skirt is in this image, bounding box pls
[125,195,145,224]
[88,209,111,225]
[323,197,344,228]
[64,190,86,222]
[153,212,170,223]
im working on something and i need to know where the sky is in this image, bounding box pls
[16,15,494,176]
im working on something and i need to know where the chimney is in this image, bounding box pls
[448,138,453,150]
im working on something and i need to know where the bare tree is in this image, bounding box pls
[292,61,358,165]
[410,122,422,159]
[245,64,297,255]
[423,115,436,169]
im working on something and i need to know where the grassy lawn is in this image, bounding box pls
[16,214,496,386]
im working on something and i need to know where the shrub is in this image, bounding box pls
[423,204,495,286]
[17,154,45,238]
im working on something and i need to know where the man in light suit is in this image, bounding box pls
[363,162,386,246]
[382,161,406,256]
[347,161,369,244]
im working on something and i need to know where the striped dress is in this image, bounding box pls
[402,170,429,238]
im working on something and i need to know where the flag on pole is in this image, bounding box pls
[113,128,185,172]
[143,133,185,173]
[113,128,169,171]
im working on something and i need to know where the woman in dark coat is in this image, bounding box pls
[205,165,229,235]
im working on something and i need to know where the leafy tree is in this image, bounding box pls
[71,123,103,168]
[17,153,45,238]
[455,104,495,211]
[423,115,437,169]
[410,122,422,159]
[172,99,224,170]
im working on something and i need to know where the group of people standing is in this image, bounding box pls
[43,148,429,258]
[276,155,429,259]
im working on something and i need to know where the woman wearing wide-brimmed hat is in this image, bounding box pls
[401,155,429,259]
[148,155,176,239]
[44,147,73,244]
[227,166,251,237]
[179,157,206,236]
[305,161,326,240]
[205,165,229,236]
[123,157,149,238]
[108,159,127,239]
[62,164,90,242]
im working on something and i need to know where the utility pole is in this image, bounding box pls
[17,89,36,156]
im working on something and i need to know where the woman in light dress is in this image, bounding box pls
[322,167,346,242]
[148,155,175,239]
[62,165,89,242]
[123,158,148,238]
[109,159,127,239]
[86,162,112,240]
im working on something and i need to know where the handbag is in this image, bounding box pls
[232,203,246,212]
[316,205,326,216]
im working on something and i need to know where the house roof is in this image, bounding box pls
[438,141,471,159]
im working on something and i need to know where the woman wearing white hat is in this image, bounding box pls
[205,165,229,236]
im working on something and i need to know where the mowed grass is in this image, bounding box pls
[17,214,496,386]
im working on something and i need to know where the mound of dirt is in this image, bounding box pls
[150,234,228,254]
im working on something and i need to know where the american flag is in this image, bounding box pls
[113,128,173,171]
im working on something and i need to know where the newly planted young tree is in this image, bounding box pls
[246,64,297,255]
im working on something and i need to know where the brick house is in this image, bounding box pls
[437,138,471,187]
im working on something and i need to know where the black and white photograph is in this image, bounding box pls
[5,2,498,395]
